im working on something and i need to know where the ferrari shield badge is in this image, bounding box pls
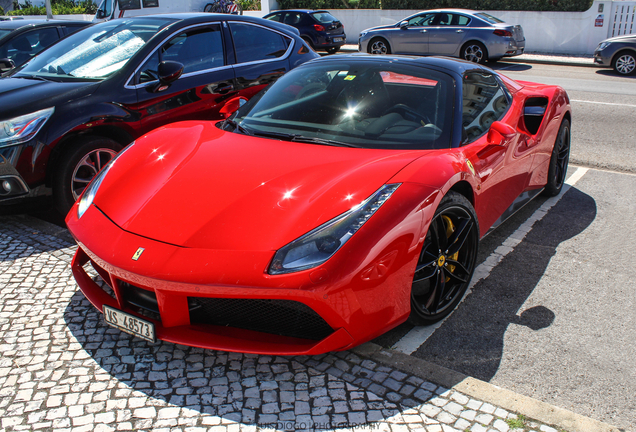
[132,247,145,261]
[466,159,475,176]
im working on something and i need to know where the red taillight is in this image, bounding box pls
[314,24,325,32]
[494,29,513,37]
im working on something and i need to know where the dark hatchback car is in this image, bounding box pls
[594,34,636,75]
[0,19,91,74]
[0,13,318,214]
[263,9,346,54]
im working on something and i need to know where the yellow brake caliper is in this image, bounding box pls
[442,215,458,280]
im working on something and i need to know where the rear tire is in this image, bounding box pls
[368,37,391,55]
[53,137,122,215]
[542,119,570,197]
[461,41,487,64]
[612,50,636,75]
[326,46,340,54]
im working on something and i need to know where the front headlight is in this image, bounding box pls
[0,107,54,148]
[268,184,401,275]
[77,142,133,219]
[598,42,611,50]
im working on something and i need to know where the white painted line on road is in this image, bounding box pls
[571,99,636,108]
[392,167,590,355]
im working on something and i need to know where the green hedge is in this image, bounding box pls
[277,0,593,11]
[7,0,97,15]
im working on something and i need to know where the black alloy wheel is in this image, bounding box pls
[542,119,570,197]
[409,192,479,325]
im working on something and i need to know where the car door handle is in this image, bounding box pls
[456,29,464,33]
[420,29,427,33]
[215,84,234,94]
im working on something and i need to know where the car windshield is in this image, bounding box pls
[228,60,454,150]
[474,12,504,24]
[14,17,173,81]
[311,12,338,23]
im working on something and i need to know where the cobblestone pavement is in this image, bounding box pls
[0,215,590,432]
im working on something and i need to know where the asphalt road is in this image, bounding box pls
[375,62,636,430]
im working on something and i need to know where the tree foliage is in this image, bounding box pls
[277,0,593,11]
[7,0,97,15]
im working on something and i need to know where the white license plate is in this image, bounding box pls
[103,305,155,342]
[333,38,343,42]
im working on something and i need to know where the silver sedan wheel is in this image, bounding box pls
[370,39,389,55]
[463,44,485,63]
[71,148,117,200]
[615,54,636,75]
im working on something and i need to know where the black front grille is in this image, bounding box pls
[188,298,334,341]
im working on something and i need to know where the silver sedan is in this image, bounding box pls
[358,9,525,63]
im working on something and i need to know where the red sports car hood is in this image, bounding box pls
[96,121,428,250]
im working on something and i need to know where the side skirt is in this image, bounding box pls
[484,188,544,238]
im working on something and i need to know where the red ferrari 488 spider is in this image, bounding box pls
[66,54,571,355]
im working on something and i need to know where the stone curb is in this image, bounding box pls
[352,343,625,432]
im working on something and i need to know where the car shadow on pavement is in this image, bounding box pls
[412,187,597,381]
[64,291,464,430]
[488,62,533,72]
[594,69,636,79]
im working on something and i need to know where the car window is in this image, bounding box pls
[311,12,338,23]
[474,12,504,24]
[2,28,58,66]
[231,61,454,150]
[230,23,290,64]
[462,72,511,143]
[138,25,223,83]
[283,13,302,26]
[264,13,282,22]
[0,29,11,39]
[18,17,174,81]
[437,13,453,26]
[62,24,88,35]
[406,13,436,27]
[451,14,471,26]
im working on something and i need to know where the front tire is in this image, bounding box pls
[409,192,479,325]
[326,46,340,54]
[368,37,391,55]
[461,41,487,64]
[612,51,636,75]
[542,119,570,197]
[53,137,122,215]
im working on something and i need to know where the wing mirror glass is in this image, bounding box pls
[487,121,516,146]
[0,58,15,73]
[220,96,248,118]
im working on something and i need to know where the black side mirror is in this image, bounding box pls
[96,10,105,19]
[0,58,15,73]
[152,61,184,92]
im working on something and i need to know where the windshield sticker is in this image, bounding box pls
[344,75,356,81]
